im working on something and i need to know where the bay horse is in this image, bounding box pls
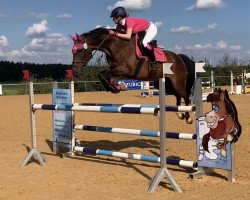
[202,88,242,157]
[70,27,195,123]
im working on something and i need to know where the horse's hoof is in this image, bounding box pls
[111,89,120,94]
[186,118,193,124]
[176,113,185,120]
[221,149,227,157]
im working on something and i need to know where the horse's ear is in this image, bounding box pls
[76,33,84,42]
[220,90,225,101]
[214,88,218,95]
[69,34,77,42]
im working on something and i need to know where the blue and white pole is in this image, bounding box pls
[74,146,197,168]
[74,125,196,140]
[32,104,195,114]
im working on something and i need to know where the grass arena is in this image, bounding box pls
[0,87,250,200]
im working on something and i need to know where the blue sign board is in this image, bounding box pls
[118,80,141,90]
[52,89,72,150]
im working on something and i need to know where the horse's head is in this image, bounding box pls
[205,88,228,128]
[70,33,93,78]
[70,28,112,78]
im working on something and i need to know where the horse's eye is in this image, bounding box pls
[212,104,219,112]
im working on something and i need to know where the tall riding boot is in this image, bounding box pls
[144,47,158,72]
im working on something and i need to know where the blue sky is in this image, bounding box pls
[0,0,250,65]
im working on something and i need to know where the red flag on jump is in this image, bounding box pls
[66,69,73,79]
[22,70,30,80]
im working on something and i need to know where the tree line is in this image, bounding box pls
[0,54,250,85]
[0,61,70,82]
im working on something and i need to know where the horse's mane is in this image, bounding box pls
[82,27,109,39]
[223,89,242,142]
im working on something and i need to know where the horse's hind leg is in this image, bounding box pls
[175,96,185,120]
[184,96,193,124]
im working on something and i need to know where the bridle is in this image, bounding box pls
[72,34,110,67]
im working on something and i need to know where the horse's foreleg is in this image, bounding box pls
[98,67,131,94]
[98,70,120,93]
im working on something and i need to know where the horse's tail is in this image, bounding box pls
[178,54,195,97]
[224,90,242,143]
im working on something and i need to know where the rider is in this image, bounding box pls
[109,6,158,72]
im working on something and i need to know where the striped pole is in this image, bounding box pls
[74,103,158,108]
[74,125,196,140]
[202,81,211,84]
[32,104,195,114]
[140,91,159,96]
[202,86,211,89]
[74,146,197,168]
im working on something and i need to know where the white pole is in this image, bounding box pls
[148,63,182,193]
[211,71,215,92]
[230,71,235,94]
[21,82,46,167]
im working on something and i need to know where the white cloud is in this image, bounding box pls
[24,33,70,52]
[4,33,71,63]
[185,43,212,51]
[0,49,4,57]
[172,45,182,54]
[96,25,114,29]
[29,12,49,20]
[107,0,151,11]
[153,21,163,28]
[207,23,217,30]
[186,0,226,11]
[1,20,72,64]
[0,35,8,47]
[170,23,217,35]
[171,26,193,34]
[25,20,49,38]
[215,41,242,51]
[57,13,71,19]
[7,48,38,59]
[183,41,241,52]
[170,41,242,63]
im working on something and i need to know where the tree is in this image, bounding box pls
[217,53,237,68]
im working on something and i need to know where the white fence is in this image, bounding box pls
[0,81,102,95]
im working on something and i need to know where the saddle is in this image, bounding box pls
[135,33,167,63]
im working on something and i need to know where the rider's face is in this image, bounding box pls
[113,16,122,24]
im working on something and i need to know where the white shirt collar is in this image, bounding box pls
[120,18,126,26]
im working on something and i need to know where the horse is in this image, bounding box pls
[202,88,242,157]
[70,27,195,123]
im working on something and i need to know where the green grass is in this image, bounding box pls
[1,84,28,95]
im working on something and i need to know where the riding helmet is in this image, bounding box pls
[110,7,127,18]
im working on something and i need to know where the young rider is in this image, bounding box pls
[109,6,158,72]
